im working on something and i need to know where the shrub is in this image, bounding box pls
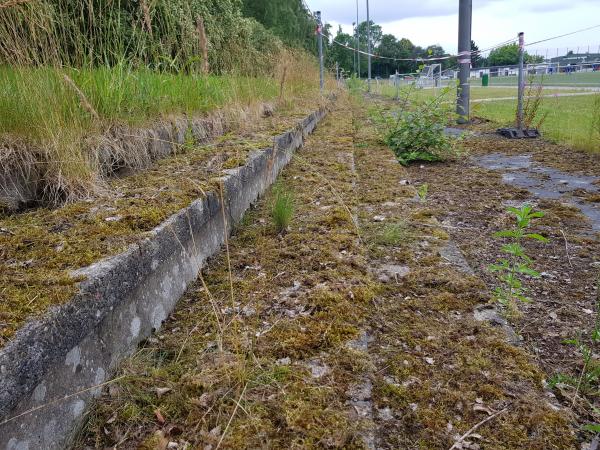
[346,75,363,95]
[372,100,461,166]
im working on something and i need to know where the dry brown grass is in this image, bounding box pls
[0,0,31,8]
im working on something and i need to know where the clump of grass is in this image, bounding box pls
[416,183,428,203]
[372,221,410,247]
[271,183,294,233]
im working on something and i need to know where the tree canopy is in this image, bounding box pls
[487,43,544,67]
[242,0,316,52]
[326,20,455,77]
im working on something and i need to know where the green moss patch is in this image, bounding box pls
[0,98,324,346]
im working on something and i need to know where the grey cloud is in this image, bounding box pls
[525,0,596,13]
[314,0,595,26]
[314,0,500,25]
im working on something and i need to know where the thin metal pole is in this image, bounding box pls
[456,0,472,123]
[316,11,324,92]
[356,0,360,78]
[366,0,371,92]
[352,22,356,76]
[517,32,525,130]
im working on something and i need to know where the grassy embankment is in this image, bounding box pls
[0,0,318,206]
[477,70,600,86]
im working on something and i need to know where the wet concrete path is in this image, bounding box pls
[472,152,600,231]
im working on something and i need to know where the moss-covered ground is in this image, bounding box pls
[351,101,576,449]
[76,94,576,449]
[0,97,326,346]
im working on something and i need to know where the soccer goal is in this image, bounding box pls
[417,64,442,88]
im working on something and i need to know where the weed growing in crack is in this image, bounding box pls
[271,183,294,233]
[417,183,428,203]
[489,204,548,317]
[549,330,600,397]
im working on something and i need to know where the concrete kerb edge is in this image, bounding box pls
[0,104,329,450]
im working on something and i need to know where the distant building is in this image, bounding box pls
[549,52,600,65]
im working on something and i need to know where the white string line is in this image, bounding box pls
[332,22,600,63]
[525,24,600,47]
[332,36,517,63]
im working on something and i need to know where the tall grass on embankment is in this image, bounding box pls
[0,66,281,141]
[0,0,323,208]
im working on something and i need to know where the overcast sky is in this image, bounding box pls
[305,0,600,56]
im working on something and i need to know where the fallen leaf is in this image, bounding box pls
[154,408,166,424]
[153,430,169,450]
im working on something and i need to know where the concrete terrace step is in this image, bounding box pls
[0,103,331,450]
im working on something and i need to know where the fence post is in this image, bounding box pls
[316,11,324,92]
[367,0,372,92]
[352,22,356,76]
[356,0,360,78]
[456,0,472,123]
[517,32,525,130]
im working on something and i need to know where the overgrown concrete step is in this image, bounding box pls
[77,98,376,448]
[0,103,330,450]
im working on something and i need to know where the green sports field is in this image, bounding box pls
[472,70,600,87]
[376,82,600,152]
[474,93,600,152]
